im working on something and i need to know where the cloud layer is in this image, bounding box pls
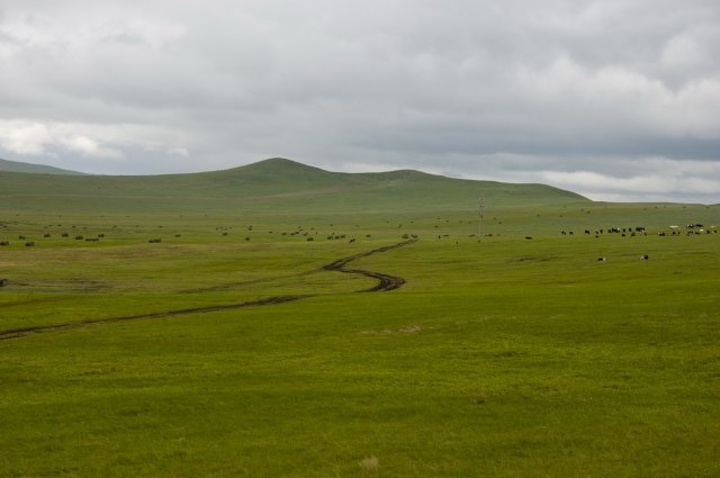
[1,0,719,202]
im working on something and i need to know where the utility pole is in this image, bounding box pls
[478,197,485,237]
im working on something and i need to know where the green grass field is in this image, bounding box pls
[1,159,719,477]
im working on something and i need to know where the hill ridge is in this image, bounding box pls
[0,157,84,175]
[0,156,589,210]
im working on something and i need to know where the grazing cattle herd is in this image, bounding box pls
[0,220,717,249]
[0,217,716,293]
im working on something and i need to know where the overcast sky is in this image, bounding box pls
[1,1,719,203]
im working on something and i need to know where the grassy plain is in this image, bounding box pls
[1,159,719,477]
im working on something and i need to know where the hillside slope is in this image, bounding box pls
[0,157,84,175]
[0,157,588,215]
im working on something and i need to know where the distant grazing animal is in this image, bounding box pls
[525,236,533,240]
[148,238,162,243]
[0,241,9,246]
[640,254,649,260]
[18,235,26,240]
[43,233,51,238]
[597,257,606,262]
[0,278,8,287]
[75,235,84,240]
[25,242,35,247]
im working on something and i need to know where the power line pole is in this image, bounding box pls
[478,197,485,237]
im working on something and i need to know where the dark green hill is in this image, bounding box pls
[195,157,587,206]
[0,157,84,175]
[0,157,588,216]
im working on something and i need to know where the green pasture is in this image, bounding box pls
[1,161,719,477]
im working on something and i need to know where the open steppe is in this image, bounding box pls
[1,158,719,477]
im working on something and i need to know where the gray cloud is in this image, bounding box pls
[0,0,719,202]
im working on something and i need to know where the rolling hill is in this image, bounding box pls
[0,157,84,175]
[0,157,588,216]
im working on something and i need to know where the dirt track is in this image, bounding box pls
[322,239,412,292]
[0,239,416,341]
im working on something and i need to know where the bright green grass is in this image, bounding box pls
[1,165,719,477]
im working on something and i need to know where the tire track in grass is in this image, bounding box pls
[322,240,413,292]
[0,239,416,341]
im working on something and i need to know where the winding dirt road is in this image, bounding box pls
[0,239,416,341]
[322,240,412,292]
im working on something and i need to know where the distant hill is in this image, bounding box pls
[196,157,589,204]
[0,157,589,216]
[0,157,84,175]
